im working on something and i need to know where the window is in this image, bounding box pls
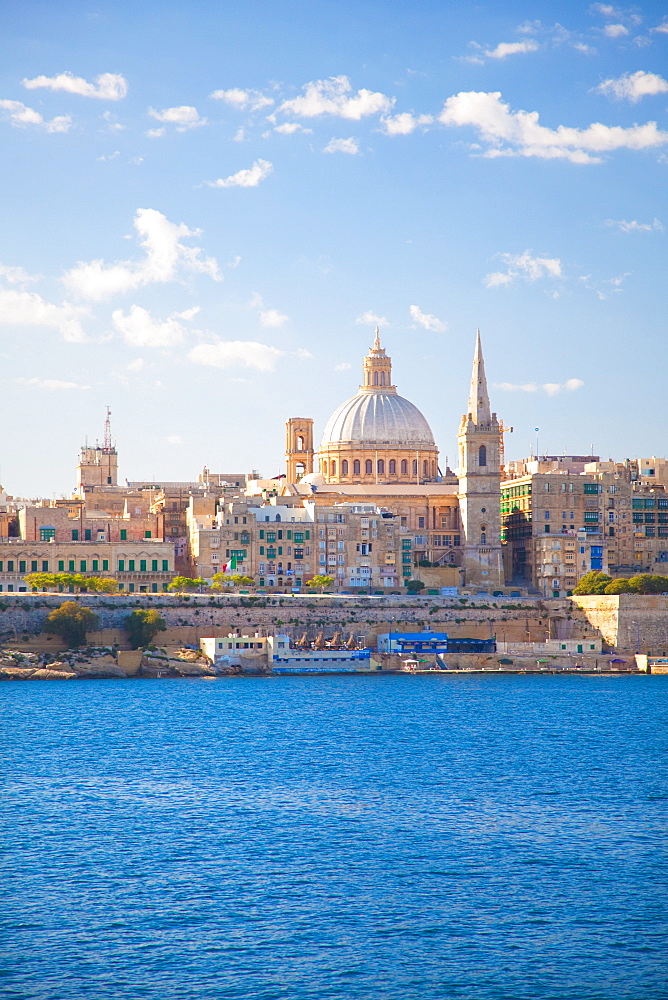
[58,560,64,572]
[145,530,152,539]
[378,459,385,475]
[7,561,14,572]
[389,459,396,475]
[31,561,38,572]
[80,561,86,572]
[412,460,417,475]
[68,560,75,571]
[42,561,49,572]
[353,460,360,475]
[584,483,599,495]
[128,560,135,571]
[39,526,55,542]
[140,560,147,571]
[161,560,168,572]
[401,460,408,475]
[331,460,337,477]
[84,529,91,541]
[71,529,79,541]
[365,459,372,474]
[342,459,348,476]
[479,445,486,467]
[120,529,127,541]
[118,560,125,571]
[92,560,99,571]
[152,559,158,571]
[103,560,109,571]
[418,517,425,529]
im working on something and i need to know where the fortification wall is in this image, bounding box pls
[571,595,668,654]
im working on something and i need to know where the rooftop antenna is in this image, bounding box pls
[103,406,113,452]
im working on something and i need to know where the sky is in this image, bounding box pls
[1,0,667,497]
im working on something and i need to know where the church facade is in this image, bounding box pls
[284,331,505,589]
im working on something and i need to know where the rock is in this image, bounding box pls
[171,661,218,677]
[0,667,37,680]
[31,668,77,680]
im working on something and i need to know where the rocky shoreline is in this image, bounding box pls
[0,646,228,680]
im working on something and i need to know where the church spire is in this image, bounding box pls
[467,329,491,424]
[373,326,382,351]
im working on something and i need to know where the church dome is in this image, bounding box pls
[321,390,435,450]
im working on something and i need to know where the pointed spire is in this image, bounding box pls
[467,329,491,423]
[373,326,382,351]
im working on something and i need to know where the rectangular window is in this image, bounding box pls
[161,560,168,571]
[7,560,13,571]
[120,529,127,541]
[305,530,310,540]
[128,560,135,571]
[42,561,49,572]
[152,559,158,571]
[71,529,79,540]
[39,527,55,542]
[259,546,265,555]
[287,530,292,539]
[118,560,125,571]
[144,530,152,538]
[68,560,75,571]
[58,560,64,571]
[103,560,109,571]
[259,529,265,539]
[84,529,91,541]
[140,560,147,571]
[584,484,599,494]
[80,561,86,572]
[92,560,99,571]
[31,560,38,572]
[19,561,26,573]
[418,517,425,528]
[278,530,283,539]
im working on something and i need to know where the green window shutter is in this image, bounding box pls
[84,529,91,541]
[118,560,125,571]
[161,560,168,571]
[71,529,79,540]
[145,530,152,538]
[287,530,292,539]
[19,561,26,573]
[140,560,147,571]
[151,560,158,571]
[58,560,64,571]
[92,560,98,571]
[42,561,49,572]
[102,559,109,571]
[120,529,127,541]
[31,561,38,572]
[260,546,264,555]
[128,560,135,571]
[68,561,75,572]
[305,530,310,540]
[80,561,86,572]
[260,529,264,538]
[278,546,283,555]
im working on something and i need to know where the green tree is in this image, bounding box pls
[627,574,668,594]
[87,576,119,594]
[125,609,167,649]
[603,578,634,594]
[45,601,99,648]
[24,572,57,592]
[168,576,208,592]
[211,573,255,590]
[572,571,612,595]
[306,575,334,593]
[405,579,425,594]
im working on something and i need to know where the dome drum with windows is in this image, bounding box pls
[315,330,438,485]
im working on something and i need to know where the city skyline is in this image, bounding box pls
[1,0,667,496]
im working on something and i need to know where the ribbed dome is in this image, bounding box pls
[321,390,436,450]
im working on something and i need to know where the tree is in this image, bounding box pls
[604,578,634,594]
[211,573,255,590]
[572,571,612,595]
[25,572,56,592]
[627,574,668,594]
[168,576,208,592]
[306,575,334,593]
[45,601,99,648]
[405,579,425,593]
[125,609,167,649]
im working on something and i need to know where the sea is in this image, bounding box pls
[2,674,667,1000]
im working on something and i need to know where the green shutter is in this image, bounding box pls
[120,529,127,540]
[140,560,147,571]
[128,560,135,571]
[58,560,64,571]
[118,560,125,571]
[152,559,158,571]
[102,559,109,571]
[80,561,86,572]
[162,560,168,571]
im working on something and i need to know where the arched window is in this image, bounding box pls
[296,462,305,478]
[480,525,487,545]
[331,460,337,477]
[389,459,396,475]
[423,460,428,477]
[342,459,348,476]
[412,459,418,475]
[365,459,373,474]
[401,459,407,475]
[377,459,385,475]
[297,435,304,451]
[322,460,328,476]
[373,372,379,386]
[353,459,360,475]
[380,372,385,386]
[479,445,487,467]
[275,514,281,522]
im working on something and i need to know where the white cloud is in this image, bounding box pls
[603,23,629,37]
[294,348,313,360]
[323,136,359,154]
[484,40,539,58]
[23,71,127,100]
[148,106,206,130]
[208,159,273,188]
[126,358,144,372]
[63,208,221,301]
[96,150,120,162]
[15,377,91,390]
[485,251,562,287]
[273,122,313,135]
[250,293,288,327]
[356,310,389,327]
[112,305,186,347]
[175,305,201,321]
[334,362,352,371]
[495,378,584,394]
[278,75,394,120]
[605,217,663,232]
[189,340,285,371]
[0,287,87,341]
[0,99,72,132]
[0,263,36,284]
[102,110,125,131]
[166,435,183,445]
[439,90,668,163]
[409,304,447,332]
[380,112,433,135]
[652,21,668,34]
[146,127,165,138]
[596,70,668,102]
[210,87,273,111]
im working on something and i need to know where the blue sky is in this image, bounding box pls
[1,0,667,496]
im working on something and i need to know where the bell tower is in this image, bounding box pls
[361,328,395,391]
[285,418,314,481]
[457,332,504,589]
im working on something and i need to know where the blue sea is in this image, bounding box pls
[2,675,667,1000]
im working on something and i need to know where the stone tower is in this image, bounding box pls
[457,332,504,589]
[76,407,118,495]
[285,417,314,481]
